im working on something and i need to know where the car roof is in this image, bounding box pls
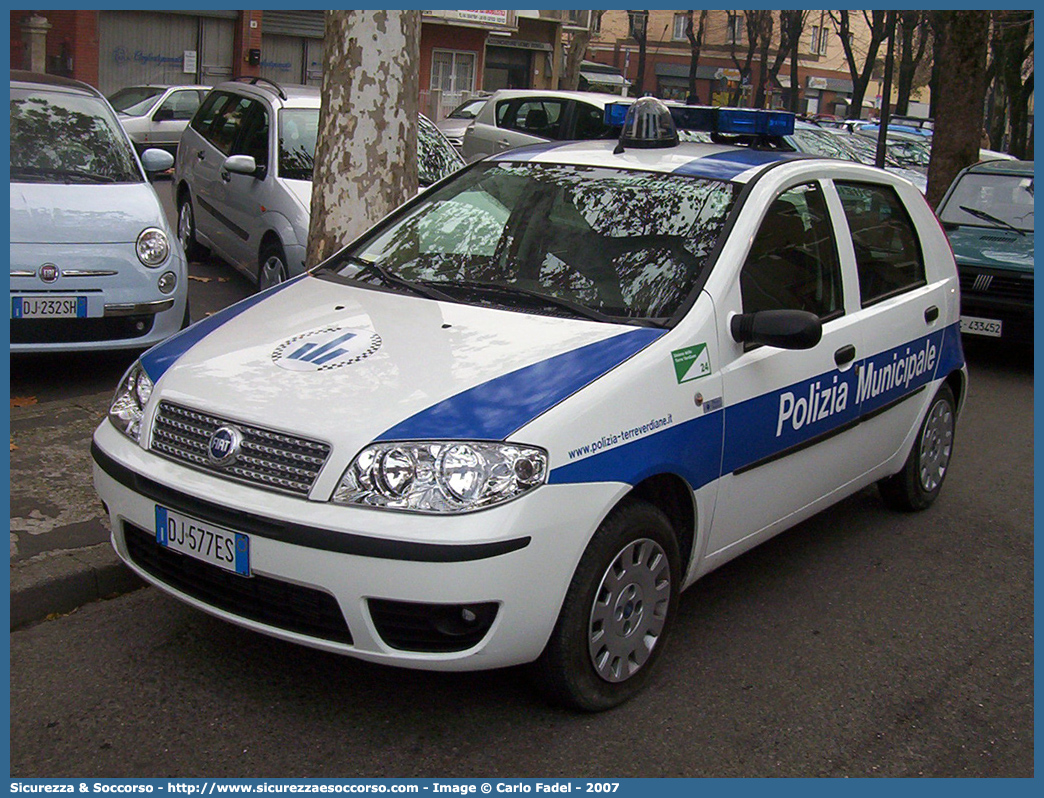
[966,159,1034,176]
[114,83,211,91]
[483,138,819,183]
[483,89,627,108]
[212,78,321,108]
[10,69,103,99]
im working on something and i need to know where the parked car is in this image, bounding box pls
[94,99,967,711]
[174,77,464,290]
[461,89,623,162]
[434,96,488,150]
[788,122,929,192]
[108,83,211,159]
[10,71,189,353]
[936,159,1034,342]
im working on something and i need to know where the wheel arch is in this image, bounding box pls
[622,472,696,572]
[945,367,968,417]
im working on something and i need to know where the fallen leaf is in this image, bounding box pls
[10,440,18,452]
[10,396,38,408]
[188,275,212,283]
[218,277,230,283]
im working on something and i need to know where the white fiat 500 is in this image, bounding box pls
[93,100,967,711]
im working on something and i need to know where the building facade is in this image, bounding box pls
[9,9,573,121]
[586,10,930,118]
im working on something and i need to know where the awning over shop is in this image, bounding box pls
[579,60,630,89]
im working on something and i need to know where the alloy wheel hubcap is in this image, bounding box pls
[588,538,670,683]
[919,398,954,492]
[260,256,287,290]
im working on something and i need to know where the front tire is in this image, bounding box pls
[531,500,681,712]
[879,383,956,511]
[177,195,208,262]
[258,240,289,291]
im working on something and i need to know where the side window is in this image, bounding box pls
[495,100,512,129]
[190,92,232,138]
[157,90,201,121]
[209,96,254,156]
[573,102,610,140]
[835,182,926,306]
[232,102,269,168]
[503,100,564,139]
[741,183,843,319]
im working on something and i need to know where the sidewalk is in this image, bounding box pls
[10,392,144,630]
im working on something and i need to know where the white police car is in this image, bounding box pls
[92,99,967,711]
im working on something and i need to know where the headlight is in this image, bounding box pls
[136,227,170,266]
[108,361,153,441]
[333,441,548,513]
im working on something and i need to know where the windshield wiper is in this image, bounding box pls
[345,257,455,302]
[11,165,116,184]
[440,280,664,328]
[959,205,1025,236]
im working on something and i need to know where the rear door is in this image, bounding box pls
[829,179,951,469]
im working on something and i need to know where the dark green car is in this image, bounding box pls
[937,159,1034,342]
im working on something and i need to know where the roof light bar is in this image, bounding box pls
[605,101,795,138]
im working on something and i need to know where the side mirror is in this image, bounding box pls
[223,154,264,178]
[140,148,175,173]
[152,107,175,122]
[730,309,823,350]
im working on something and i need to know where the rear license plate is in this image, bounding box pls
[11,296,88,319]
[155,506,251,576]
[960,315,1003,338]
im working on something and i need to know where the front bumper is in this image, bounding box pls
[92,420,627,670]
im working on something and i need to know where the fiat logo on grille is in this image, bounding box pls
[207,425,243,466]
[39,263,60,283]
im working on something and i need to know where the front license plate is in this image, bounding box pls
[155,506,251,576]
[11,295,88,319]
[960,315,1003,338]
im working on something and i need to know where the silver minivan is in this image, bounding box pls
[174,78,464,290]
[460,89,623,163]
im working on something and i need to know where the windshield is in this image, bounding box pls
[448,99,486,120]
[10,88,142,183]
[940,172,1034,232]
[320,162,737,323]
[107,86,165,116]
[840,134,903,168]
[278,108,320,181]
[418,116,465,186]
[790,129,858,161]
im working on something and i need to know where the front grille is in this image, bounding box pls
[124,522,353,644]
[150,401,331,496]
[959,270,1033,302]
[10,315,155,344]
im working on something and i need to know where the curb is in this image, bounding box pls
[10,543,145,631]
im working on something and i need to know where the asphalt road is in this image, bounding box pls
[8,337,1034,777]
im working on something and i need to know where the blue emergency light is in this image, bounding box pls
[606,98,795,151]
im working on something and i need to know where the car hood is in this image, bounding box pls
[10,182,166,244]
[140,274,662,455]
[947,225,1034,273]
[436,118,471,138]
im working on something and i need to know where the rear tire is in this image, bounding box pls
[879,383,956,511]
[530,500,680,712]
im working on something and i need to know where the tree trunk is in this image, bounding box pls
[561,12,603,91]
[925,11,990,208]
[307,11,420,267]
[831,10,887,119]
[685,10,707,104]
[998,10,1033,158]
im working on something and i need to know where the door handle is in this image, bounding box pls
[196,150,206,161]
[220,170,231,183]
[834,344,856,367]
[924,305,940,324]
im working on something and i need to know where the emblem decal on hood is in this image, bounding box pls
[272,325,382,372]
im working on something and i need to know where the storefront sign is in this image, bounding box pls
[458,10,509,26]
